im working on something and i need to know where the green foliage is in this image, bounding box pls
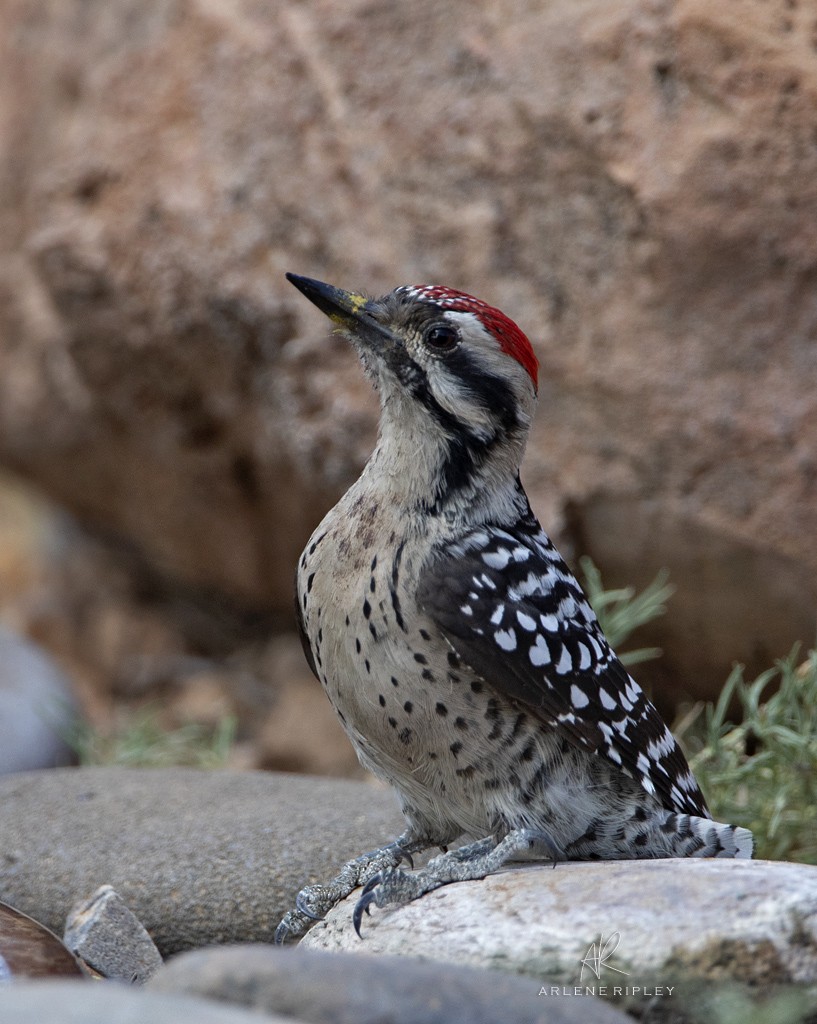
[582,557,816,864]
[682,648,817,864]
[579,556,673,667]
[692,984,815,1024]
[64,705,237,769]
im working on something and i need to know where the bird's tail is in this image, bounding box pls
[641,811,754,859]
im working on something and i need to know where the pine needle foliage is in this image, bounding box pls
[582,557,815,864]
[65,705,237,769]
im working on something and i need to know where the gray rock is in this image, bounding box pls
[0,625,77,773]
[0,980,297,1024]
[302,859,817,1011]
[0,767,403,955]
[64,884,163,982]
[151,944,630,1024]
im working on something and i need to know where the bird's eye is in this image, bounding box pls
[423,323,459,353]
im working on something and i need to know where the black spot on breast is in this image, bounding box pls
[435,702,448,717]
[398,727,413,745]
[470,680,483,694]
[449,741,463,756]
[355,638,361,654]
[518,740,536,762]
[454,717,468,731]
[307,573,315,593]
[391,676,399,687]
[413,652,428,665]
[422,669,435,682]
[403,701,413,714]
[388,717,397,728]
[419,629,431,641]
[308,532,327,557]
[455,765,476,779]
[362,599,371,619]
[447,651,462,669]
[484,699,501,720]
[379,694,386,707]
[511,713,526,738]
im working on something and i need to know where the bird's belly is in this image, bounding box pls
[296,510,644,848]
[309,594,586,840]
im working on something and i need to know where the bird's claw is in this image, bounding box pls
[352,874,382,937]
[274,910,310,945]
[295,886,328,921]
[394,849,414,869]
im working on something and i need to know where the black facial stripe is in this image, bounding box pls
[443,347,519,435]
[396,350,518,438]
[393,352,523,510]
[396,358,481,443]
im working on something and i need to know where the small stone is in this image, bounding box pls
[64,885,163,983]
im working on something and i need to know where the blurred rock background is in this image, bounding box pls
[0,0,815,774]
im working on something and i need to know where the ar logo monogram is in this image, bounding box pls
[579,932,630,981]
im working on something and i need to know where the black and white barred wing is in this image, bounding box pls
[418,523,708,818]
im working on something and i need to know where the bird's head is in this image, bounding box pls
[287,273,539,516]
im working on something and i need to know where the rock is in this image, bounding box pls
[302,859,817,1015]
[64,884,163,982]
[0,901,83,979]
[0,767,403,955]
[151,944,630,1024]
[0,624,77,773]
[0,980,298,1024]
[0,0,816,698]
[0,472,351,779]
[253,636,362,777]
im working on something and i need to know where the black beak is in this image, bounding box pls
[286,273,376,331]
[287,272,403,374]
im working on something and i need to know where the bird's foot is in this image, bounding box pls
[273,832,427,944]
[353,827,564,935]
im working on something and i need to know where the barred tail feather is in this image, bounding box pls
[702,821,754,860]
[646,812,754,859]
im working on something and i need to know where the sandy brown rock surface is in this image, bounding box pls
[0,0,816,715]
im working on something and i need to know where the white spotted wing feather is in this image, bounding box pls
[417,511,708,818]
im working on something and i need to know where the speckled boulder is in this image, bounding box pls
[0,767,402,954]
[303,859,817,1016]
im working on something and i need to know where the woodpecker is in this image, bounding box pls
[275,274,753,943]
